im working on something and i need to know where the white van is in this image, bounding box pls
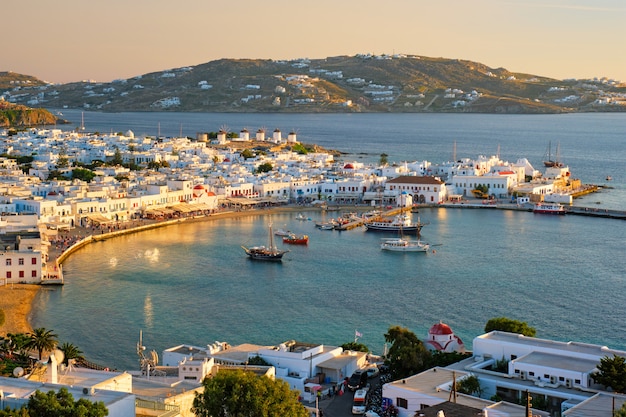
[351,388,368,414]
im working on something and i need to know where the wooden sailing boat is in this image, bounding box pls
[241,220,289,261]
[543,141,564,168]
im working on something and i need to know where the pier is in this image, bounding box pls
[333,207,406,230]
[439,201,626,220]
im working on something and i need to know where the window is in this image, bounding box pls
[5,259,11,266]
[18,258,24,265]
[32,271,37,277]
[32,258,37,265]
[396,398,408,409]
[19,271,24,278]
[6,272,11,279]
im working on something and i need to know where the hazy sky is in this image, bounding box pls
[4,0,625,84]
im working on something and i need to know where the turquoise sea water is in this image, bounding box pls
[32,112,626,370]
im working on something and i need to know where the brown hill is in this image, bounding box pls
[1,55,624,113]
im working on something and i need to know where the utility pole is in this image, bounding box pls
[525,390,532,417]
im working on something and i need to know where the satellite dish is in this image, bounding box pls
[53,349,65,364]
[151,350,159,366]
[13,367,24,377]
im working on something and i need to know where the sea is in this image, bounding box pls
[31,111,626,371]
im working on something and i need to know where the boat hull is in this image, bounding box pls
[533,203,565,215]
[282,235,309,245]
[365,224,422,232]
[243,246,287,261]
[381,239,429,252]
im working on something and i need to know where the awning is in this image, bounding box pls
[171,204,193,213]
[86,214,113,225]
[304,383,322,392]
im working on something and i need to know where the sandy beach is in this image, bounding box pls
[0,284,40,336]
[0,204,351,338]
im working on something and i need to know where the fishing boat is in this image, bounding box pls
[274,229,292,237]
[365,213,426,234]
[241,221,289,261]
[533,202,566,215]
[295,213,309,221]
[381,238,429,252]
[282,234,309,245]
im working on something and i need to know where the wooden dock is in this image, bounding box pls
[334,207,407,230]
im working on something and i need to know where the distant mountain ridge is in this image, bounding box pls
[1,55,625,114]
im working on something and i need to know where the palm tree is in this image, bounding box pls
[28,328,58,360]
[58,342,84,366]
[4,333,31,358]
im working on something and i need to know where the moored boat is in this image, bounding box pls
[380,238,429,252]
[274,229,292,237]
[365,213,426,234]
[242,221,289,261]
[533,202,566,215]
[282,234,309,245]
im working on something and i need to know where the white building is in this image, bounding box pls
[383,331,626,417]
[385,176,447,204]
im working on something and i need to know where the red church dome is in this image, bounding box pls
[429,322,453,335]
[344,163,354,169]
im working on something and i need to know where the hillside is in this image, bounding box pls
[1,55,625,114]
[0,101,59,128]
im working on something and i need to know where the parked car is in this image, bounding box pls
[365,365,380,379]
[348,370,368,391]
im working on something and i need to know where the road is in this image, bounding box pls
[314,376,382,417]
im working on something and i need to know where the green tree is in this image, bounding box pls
[147,161,161,171]
[71,168,96,183]
[615,402,626,417]
[192,369,308,417]
[426,350,471,369]
[28,328,58,360]
[240,149,254,159]
[384,325,431,379]
[456,374,482,396]
[340,342,369,352]
[47,170,68,181]
[110,147,123,166]
[25,387,108,417]
[484,317,536,337]
[291,143,308,155]
[379,153,388,166]
[56,146,69,169]
[58,342,84,366]
[3,333,31,358]
[256,162,273,173]
[592,355,626,393]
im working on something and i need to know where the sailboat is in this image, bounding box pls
[242,221,289,261]
[543,141,563,168]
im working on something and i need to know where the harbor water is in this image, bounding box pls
[32,112,626,370]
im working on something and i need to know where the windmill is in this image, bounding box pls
[256,126,268,142]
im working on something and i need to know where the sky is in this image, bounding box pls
[4,0,626,84]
